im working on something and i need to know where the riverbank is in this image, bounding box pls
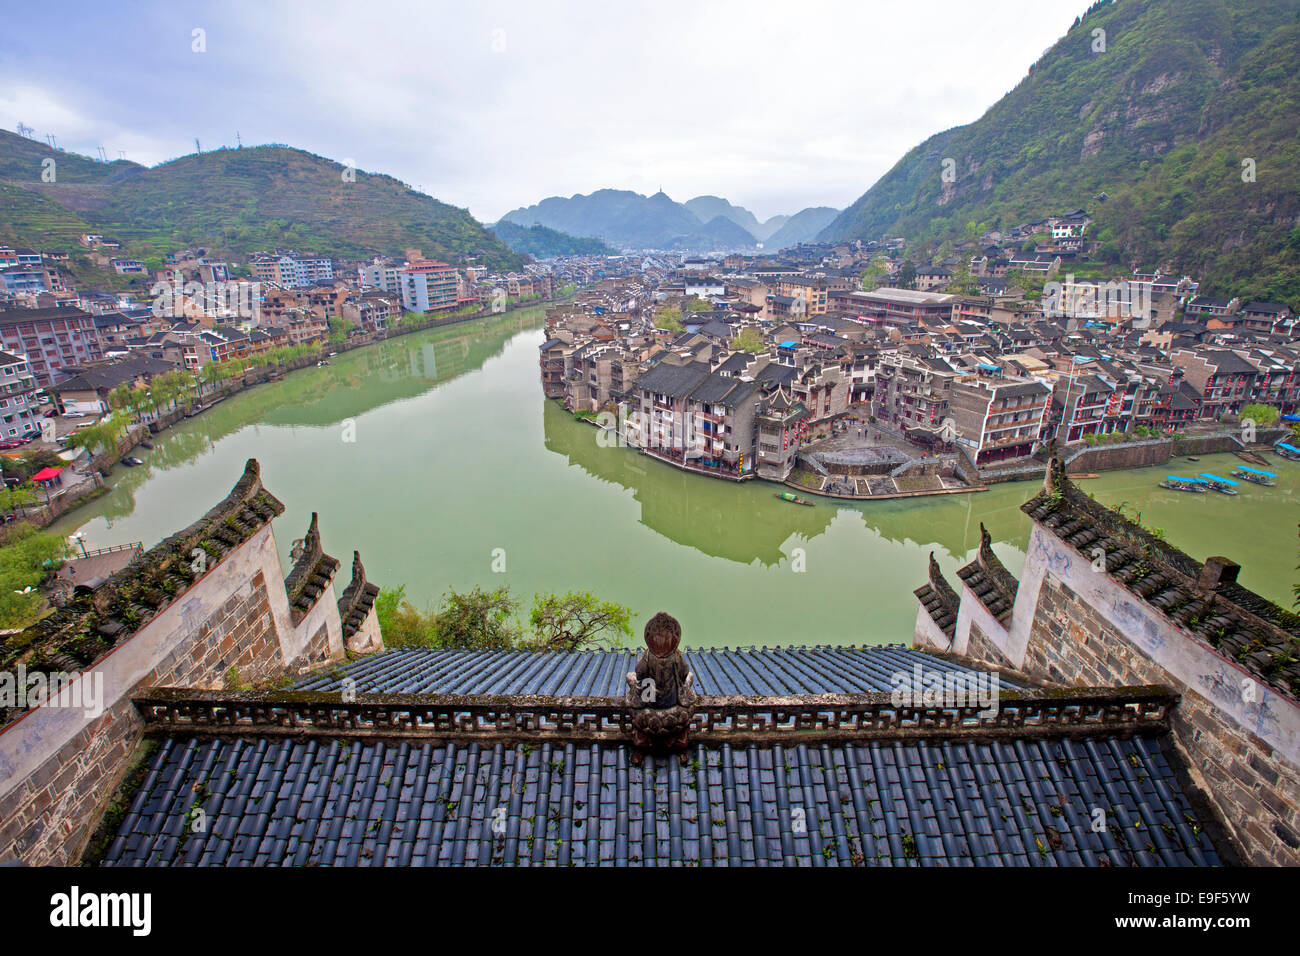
[38,295,575,533]
[47,327,1300,646]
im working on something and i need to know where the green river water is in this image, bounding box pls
[51,307,1300,647]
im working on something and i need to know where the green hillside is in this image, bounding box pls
[491,220,617,257]
[820,0,1300,300]
[0,132,525,271]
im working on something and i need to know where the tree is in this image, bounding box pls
[0,525,69,628]
[860,260,888,291]
[64,413,130,456]
[898,261,917,290]
[656,307,684,333]
[1241,403,1279,426]
[684,297,711,312]
[373,583,439,648]
[947,263,981,296]
[731,327,764,354]
[528,591,633,651]
[2,482,39,516]
[433,585,520,650]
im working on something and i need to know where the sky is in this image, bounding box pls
[2,0,1089,224]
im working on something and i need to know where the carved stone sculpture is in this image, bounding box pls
[624,611,697,763]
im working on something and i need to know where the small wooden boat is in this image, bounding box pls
[1158,475,1208,493]
[1235,450,1270,466]
[1198,473,1239,495]
[138,440,154,450]
[1232,465,1276,486]
[1274,441,1300,461]
[1069,473,1100,479]
[776,491,814,506]
[1185,456,1200,462]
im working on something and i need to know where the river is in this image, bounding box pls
[51,307,1300,647]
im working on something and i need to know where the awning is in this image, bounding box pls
[30,466,64,482]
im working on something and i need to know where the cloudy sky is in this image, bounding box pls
[3,0,1086,223]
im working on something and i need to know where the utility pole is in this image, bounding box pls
[194,137,201,153]
[236,130,242,148]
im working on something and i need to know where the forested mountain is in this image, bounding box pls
[501,188,837,251]
[764,206,839,248]
[819,0,1300,299]
[490,220,618,257]
[0,132,525,270]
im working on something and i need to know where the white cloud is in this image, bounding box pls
[0,0,1087,222]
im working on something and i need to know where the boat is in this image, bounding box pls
[1198,473,1239,495]
[138,440,154,450]
[1235,450,1270,466]
[1158,475,1208,493]
[1232,465,1277,486]
[120,456,144,467]
[1273,441,1300,461]
[1185,456,1200,462]
[775,491,814,507]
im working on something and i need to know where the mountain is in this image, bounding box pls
[819,0,1300,300]
[500,189,758,251]
[0,131,525,271]
[490,220,617,257]
[755,214,789,241]
[764,206,840,248]
[683,195,763,236]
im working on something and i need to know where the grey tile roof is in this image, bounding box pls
[102,733,1221,866]
[293,645,1012,696]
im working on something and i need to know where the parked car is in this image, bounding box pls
[42,408,59,418]
[63,411,88,419]
[0,439,25,450]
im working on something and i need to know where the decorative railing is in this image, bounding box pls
[134,685,1176,743]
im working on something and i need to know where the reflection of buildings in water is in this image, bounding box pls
[257,312,543,427]
[840,487,1033,571]
[541,400,833,566]
[543,397,1035,571]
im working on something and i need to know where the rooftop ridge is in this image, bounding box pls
[955,523,1020,624]
[1023,457,1300,699]
[913,551,960,637]
[283,512,341,625]
[1,460,284,686]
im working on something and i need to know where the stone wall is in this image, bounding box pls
[0,463,385,866]
[914,462,1300,865]
[1021,565,1299,865]
[0,528,290,864]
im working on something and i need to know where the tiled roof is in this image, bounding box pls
[293,645,1011,696]
[913,554,959,638]
[0,460,284,727]
[1023,461,1300,699]
[102,732,1221,866]
[955,524,1020,626]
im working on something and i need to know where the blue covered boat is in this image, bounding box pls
[1198,473,1239,495]
[1274,441,1300,461]
[1158,475,1208,493]
[1232,465,1276,486]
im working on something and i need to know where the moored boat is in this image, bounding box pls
[1231,465,1276,486]
[1158,475,1208,493]
[1274,441,1300,461]
[776,491,814,506]
[1198,473,1239,495]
